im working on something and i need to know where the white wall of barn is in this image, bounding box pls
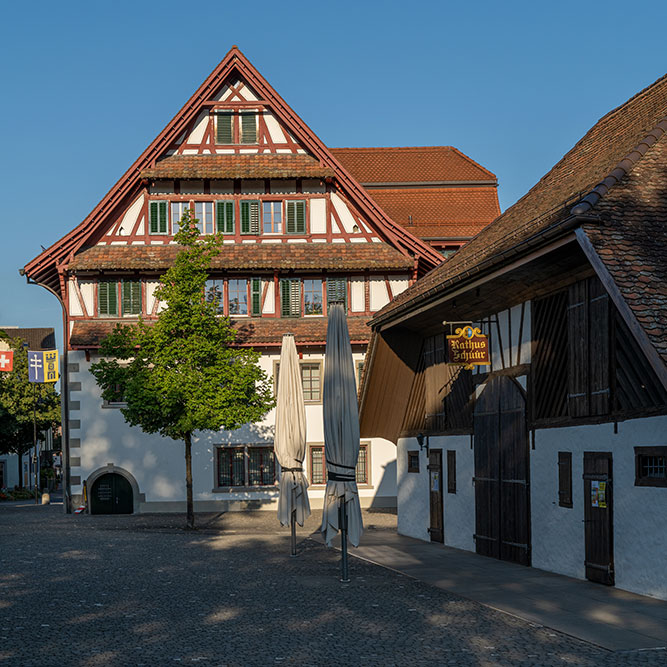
[531,415,667,601]
[68,350,396,512]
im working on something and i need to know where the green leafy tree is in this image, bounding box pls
[91,210,275,528]
[0,337,61,489]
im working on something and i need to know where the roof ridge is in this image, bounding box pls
[570,117,667,215]
[331,146,455,151]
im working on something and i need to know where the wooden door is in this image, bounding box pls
[583,452,614,585]
[428,449,444,543]
[474,376,530,565]
[90,473,133,515]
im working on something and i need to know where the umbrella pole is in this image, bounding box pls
[290,487,297,557]
[339,500,350,583]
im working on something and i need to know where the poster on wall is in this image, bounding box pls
[591,480,607,508]
[431,471,440,492]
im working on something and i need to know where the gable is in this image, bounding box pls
[24,47,443,293]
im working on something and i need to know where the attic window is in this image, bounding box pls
[215,111,257,145]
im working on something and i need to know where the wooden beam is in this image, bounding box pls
[575,228,667,391]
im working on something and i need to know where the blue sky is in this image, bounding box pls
[1,0,665,345]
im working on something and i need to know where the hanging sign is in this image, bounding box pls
[447,326,490,369]
[0,350,13,372]
[28,349,59,383]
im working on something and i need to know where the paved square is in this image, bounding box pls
[0,504,665,666]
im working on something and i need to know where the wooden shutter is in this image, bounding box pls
[216,201,234,234]
[98,280,117,316]
[280,279,300,317]
[240,201,259,234]
[567,280,589,417]
[327,278,346,309]
[240,112,256,144]
[447,450,456,493]
[122,280,141,315]
[588,278,610,416]
[158,201,167,233]
[286,201,306,234]
[250,278,261,316]
[216,112,233,144]
[149,202,159,234]
[558,451,573,507]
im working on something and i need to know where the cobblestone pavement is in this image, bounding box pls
[1,504,665,666]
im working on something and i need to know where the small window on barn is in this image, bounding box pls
[407,451,420,473]
[447,450,456,493]
[634,447,667,487]
[558,451,573,507]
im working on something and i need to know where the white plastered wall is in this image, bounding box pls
[309,198,327,234]
[71,348,394,512]
[531,415,667,600]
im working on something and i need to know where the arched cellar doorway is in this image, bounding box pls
[90,473,133,514]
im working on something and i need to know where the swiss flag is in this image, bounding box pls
[0,350,13,372]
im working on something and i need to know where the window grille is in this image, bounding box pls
[635,447,667,487]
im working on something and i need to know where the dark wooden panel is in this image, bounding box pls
[568,280,590,417]
[428,449,444,543]
[588,278,610,416]
[447,450,456,494]
[583,452,614,586]
[558,451,573,508]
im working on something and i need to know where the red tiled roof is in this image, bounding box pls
[583,129,667,364]
[68,242,413,272]
[1,327,56,350]
[331,146,496,183]
[374,74,667,352]
[365,187,500,240]
[70,316,371,348]
[141,153,335,180]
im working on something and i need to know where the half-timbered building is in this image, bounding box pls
[22,47,498,515]
[359,74,667,599]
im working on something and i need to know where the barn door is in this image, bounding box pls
[428,449,444,543]
[474,376,530,565]
[583,452,614,585]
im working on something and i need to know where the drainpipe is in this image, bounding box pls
[20,270,71,513]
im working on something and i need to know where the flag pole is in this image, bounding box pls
[33,383,38,504]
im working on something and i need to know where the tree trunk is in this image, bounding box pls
[184,432,195,529]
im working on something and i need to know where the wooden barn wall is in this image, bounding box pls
[359,329,423,442]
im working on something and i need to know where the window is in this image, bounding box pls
[327,278,347,311]
[309,443,369,485]
[281,279,301,318]
[149,201,168,235]
[217,446,275,487]
[215,112,233,144]
[240,201,260,234]
[303,279,323,315]
[205,279,225,314]
[103,383,126,408]
[355,360,364,387]
[228,279,248,316]
[263,202,282,234]
[447,450,456,493]
[194,202,215,235]
[171,201,190,235]
[121,280,142,316]
[216,201,234,234]
[635,447,667,487]
[250,278,262,316]
[558,451,573,506]
[240,112,257,144]
[274,361,322,403]
[98,280,118,316]
[407,451,420,473]
[285,201,306,234]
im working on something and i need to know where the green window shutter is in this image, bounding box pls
[216,113,233,144]
[99,280,118,316]
[251,278,262,316]
[122,280,141,315]
[149,202,158,234]
[280,279,290,317]
[216,201,235,234]
[240,201,259,234]
[281,279,300,317]
[286,201,306,234]
[296,201,306,233]
[240,112,257,144]
[159,201,167,234]
[327,278,347,311]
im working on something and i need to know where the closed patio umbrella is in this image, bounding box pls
[274,333,311,555]
[321,304,363,581]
